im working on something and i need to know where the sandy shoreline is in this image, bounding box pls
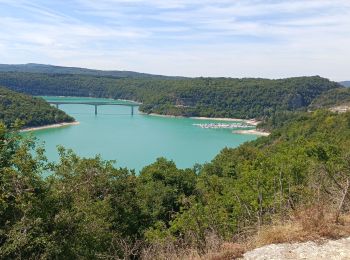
[233,129,270,136]
[189,116,260,126]
[145,113,261,126]
[21,121,80,132]
[145,113,270,136]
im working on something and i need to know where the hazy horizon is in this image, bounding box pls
[0,0,349,81]
[1,62,348,82]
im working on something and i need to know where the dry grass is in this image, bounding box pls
[141,241,246,260]
[203,243,246,260]
[250,205,350,249]
[140,232,246,260]
[206,208,350,260]
[140,206,350,260]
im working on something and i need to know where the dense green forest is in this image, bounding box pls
[0,87,74,128]
[0,71,342,119]
[309,87,350,109]
[1,109,349,258]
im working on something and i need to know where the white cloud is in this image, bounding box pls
[0,0,349,80]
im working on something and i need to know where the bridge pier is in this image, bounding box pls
[56,104,59,109]
[131,106,134,116]
[95,105,97,115]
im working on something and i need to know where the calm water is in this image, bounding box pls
[30,96,257,172]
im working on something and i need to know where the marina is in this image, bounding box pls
[193,122,254,129]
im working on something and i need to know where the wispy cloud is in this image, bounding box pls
[0,0,349,80]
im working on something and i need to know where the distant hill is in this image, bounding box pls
[310,87,350,109]
[0,86,74,128]
[339,81,350,87]
[0,63,179,79]
[0,71,342,119]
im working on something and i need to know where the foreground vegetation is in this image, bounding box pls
[0,87,74,128]
[0,71,342,119]
[1,109,350,259]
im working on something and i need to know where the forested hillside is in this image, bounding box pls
[310,87,350,109]
[1,109,350,258]
[0,87,74,128]
[0,63,173,79]
[0,71,342,119]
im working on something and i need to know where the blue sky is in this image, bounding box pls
[0,0,349,80]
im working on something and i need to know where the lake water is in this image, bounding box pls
[31,96,257,172]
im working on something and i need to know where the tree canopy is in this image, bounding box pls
[309,87,350,109]
[0,86,74,128]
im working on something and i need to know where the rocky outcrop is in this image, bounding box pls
[243,237,350,260]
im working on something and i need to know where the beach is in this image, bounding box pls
[21,121,80,132]
[233,129,270,136]
[189,116,260,126]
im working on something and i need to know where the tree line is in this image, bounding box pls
[0,72,342,119]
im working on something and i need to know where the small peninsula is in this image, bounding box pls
[0,86,75,129]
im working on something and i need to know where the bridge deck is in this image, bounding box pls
[48,101,140,107]
[48,101,140,115]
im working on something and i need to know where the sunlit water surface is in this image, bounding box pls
[29,96,258,172]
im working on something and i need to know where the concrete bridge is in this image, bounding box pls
[48,101,140,115]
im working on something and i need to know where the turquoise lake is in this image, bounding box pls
[30,96,258,172]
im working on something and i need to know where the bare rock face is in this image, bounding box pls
[243,237,350,260]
